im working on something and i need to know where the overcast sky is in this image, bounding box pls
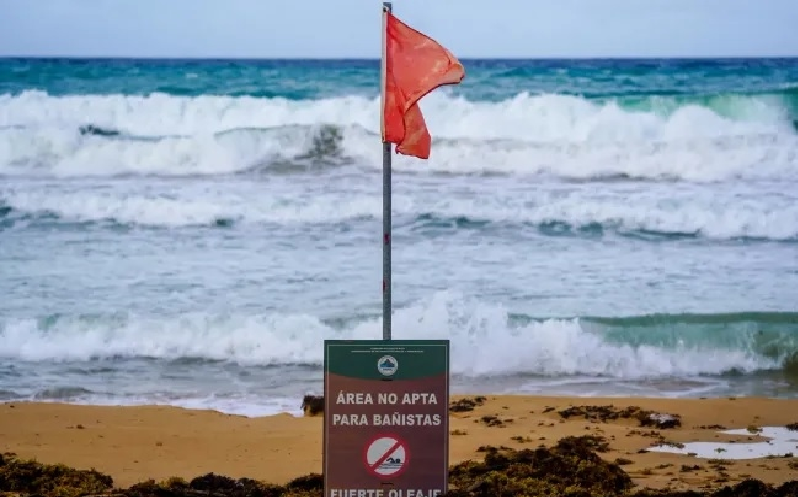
[1,0,797,59]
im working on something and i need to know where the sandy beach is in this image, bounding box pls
[2,395,797,493]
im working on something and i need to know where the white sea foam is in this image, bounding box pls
[0,292,778,376]
[0,90,796,180]
[2,176,796,240]
[47,395,306,418]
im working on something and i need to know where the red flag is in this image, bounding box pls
[382,10,465,160]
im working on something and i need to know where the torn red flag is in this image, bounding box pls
[382,10,465,159]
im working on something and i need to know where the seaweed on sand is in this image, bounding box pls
[558,405,682,429]
[444,435,631,497]
[0,452,112,497]
[3,436,798,497]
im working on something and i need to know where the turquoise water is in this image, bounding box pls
[1,58,798,416]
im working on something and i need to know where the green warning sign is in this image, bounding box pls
[323,340,450,497]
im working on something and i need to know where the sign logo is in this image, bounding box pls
[377,355,398,376]
[364,435,408,478]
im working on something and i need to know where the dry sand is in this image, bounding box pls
[2,396,797,492]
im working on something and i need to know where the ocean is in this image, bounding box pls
[1,57,797,417]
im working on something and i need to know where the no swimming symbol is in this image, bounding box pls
[364,435,409,478]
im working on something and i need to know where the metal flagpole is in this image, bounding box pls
[380,1,393,341]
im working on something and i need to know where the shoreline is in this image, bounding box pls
[2,395,798,492]
[10,390,798,415]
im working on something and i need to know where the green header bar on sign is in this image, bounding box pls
[324,340,449,380]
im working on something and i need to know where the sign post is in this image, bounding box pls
[381,1,393,341]
[323,340,450,497]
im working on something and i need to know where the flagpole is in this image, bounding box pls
[380,1,392,341]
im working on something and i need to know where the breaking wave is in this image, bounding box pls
[1,292,796,378]
[1,90,797,181]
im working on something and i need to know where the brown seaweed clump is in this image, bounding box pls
[0,452,113,497]
[4,441,798,497]
[443,435,632,497]
[301,395,324,417]
[124,473,323,497]
[558,405,682,429]
[475,415,511,428]
[449,396,487,413]
[0,452,324,497]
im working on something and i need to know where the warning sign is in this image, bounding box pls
[323,340,449,497]
[364,435,408,477]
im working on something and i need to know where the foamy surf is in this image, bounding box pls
[0,292,789,376]
[1,90,796,180]
[1,291,795,416]
[3,58,798,416]
[3,175,797,240]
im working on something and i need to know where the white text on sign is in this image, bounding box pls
[332,413,442,426]
[335,392,439,405]
[329,489,442,497]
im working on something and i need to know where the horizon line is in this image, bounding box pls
[2,54,797,61]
